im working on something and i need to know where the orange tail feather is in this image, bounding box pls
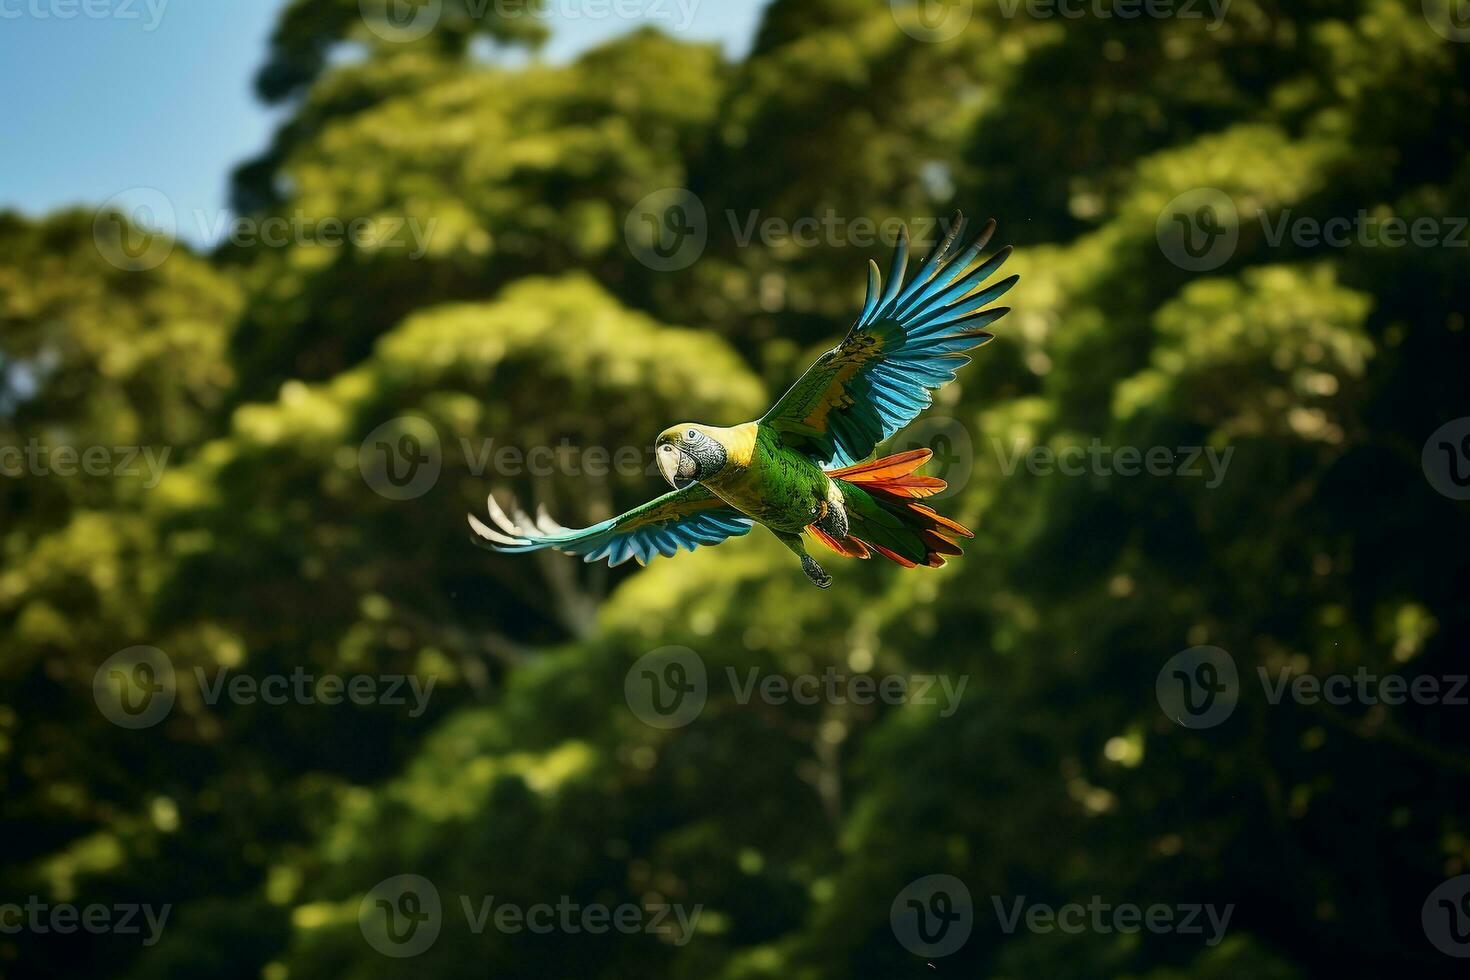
[826,449,947,499]
[813,450,974,567]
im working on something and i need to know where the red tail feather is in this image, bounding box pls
[813,450,973,567]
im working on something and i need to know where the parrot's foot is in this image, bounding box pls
[801,554,833,589]
[812,498,850,540]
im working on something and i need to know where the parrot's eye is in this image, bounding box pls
[686,429,698,441]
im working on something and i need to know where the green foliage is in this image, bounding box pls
[4,2,1469,978]
[227,29,727,400]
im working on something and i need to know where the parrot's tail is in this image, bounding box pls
[813,449,973,568]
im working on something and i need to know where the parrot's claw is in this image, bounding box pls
[812,502,849,540]
[801,554,833,589]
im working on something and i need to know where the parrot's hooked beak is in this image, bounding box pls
[657,443,698,490]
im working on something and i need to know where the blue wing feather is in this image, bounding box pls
[470,485,753,568]
[762,213,1017,466]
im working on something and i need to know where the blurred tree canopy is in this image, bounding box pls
[3,0,1469,977]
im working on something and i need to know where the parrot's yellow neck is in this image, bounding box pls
[713,422,759,468]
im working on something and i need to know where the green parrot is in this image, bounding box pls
[470,214,1016,588]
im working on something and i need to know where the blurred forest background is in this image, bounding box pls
[4,0,1470,976]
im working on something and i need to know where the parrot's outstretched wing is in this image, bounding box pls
[760,214,1016,467]
[469,483,754,567]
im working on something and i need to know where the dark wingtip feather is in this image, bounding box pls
[970,217,997,255]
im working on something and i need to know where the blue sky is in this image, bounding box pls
[1,0,766,236]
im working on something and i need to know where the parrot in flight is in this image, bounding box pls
[470,214,1016,588]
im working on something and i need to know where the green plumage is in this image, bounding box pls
[700,424,830,532]
[835,482,932,565]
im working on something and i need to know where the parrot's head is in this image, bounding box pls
[655,423,729,490]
